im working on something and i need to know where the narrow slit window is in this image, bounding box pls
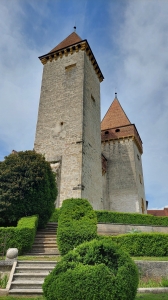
[91,94,95,102]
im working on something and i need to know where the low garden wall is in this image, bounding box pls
[97,223,168,235]
[135,261,168,279]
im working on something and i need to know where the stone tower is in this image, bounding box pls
[101,94,146,213]
[34,32,104,209]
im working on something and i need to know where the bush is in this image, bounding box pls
[96,210,168,226]
[43,238,139,300]
[110,232,168,256]
[49,208,60,222]
[0,150,57,228]
[0,215,38,255]
[57,198,97,255]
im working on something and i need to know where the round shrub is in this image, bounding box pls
[0,150,57,227]
[43,238,139,300]
[57,198,97,255]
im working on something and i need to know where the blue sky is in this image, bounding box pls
[0,0,168,209]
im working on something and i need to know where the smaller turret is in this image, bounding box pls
[101,95,146,214]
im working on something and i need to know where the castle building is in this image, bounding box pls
[34,31,146,214]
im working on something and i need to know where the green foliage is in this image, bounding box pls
[49,208,60,222]
[161,277,168,287]
[57,198,97,255]
[0,150,57,228]
[43,238,139,300]
[96,210,168,226]
[0,274,8,288]
[110,232,168,256]
[0,215,38,255]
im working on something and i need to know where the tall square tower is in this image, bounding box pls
[34,32,104,209]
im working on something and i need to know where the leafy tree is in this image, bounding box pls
[0,150,57,227]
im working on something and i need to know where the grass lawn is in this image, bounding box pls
[0,294,168,300]
[136,293,168,299]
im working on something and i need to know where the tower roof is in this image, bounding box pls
[49,32,82,53]
[101,97,131,130]
[38,31,104,82]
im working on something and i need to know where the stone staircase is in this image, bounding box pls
[8,222,59,295]
[8,260,56,295]
[27,222,60,256]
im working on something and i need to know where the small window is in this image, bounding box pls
[60,122,64,126]
[65,63,76,71]
[91,94,95,102]
[137,154,140,160]
[139,174,142,184]
[105,131,109,135]
[115,128,120,132]
[141,198,145,214]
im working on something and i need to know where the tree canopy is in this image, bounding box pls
[0,150,57,227]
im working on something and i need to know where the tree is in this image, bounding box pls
[0,150,57,227]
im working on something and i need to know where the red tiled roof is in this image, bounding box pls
[101,98,131,131]
[101,124,143,154]
[147,208,168,217]
[49,32,82,53]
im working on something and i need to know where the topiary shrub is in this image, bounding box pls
[0,150,57,228]
[57,198,97,255]
[43,238,139,300]
[0,215,38,255]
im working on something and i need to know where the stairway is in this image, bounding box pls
[9,260,56,295]
[27,222,60,256]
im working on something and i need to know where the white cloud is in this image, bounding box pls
[0,1,43,159]
[107,0,168,208]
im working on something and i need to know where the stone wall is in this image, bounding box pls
[81,52,103,210]
[135,261,168,279]
[102,138,146,213]
[97,223,168,235]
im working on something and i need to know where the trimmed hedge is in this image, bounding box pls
[43,238,139,300]
[57,198,97,255]
[96,210,168,226]
[0,215,38,255]
[109,232,168,256]
[49,208,60,222]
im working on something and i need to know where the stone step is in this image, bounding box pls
[9,288,43,295]
[28,249,59,255]
[34,237,57,241]
[26,252,60,256]
[13,273,49,280]
[33,238,56,245]
[11,281,43,289]
[16,267,55,273]
[32,243,58,250]
[17,260,56,266]
[35,234,56,238]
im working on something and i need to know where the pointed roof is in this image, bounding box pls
[49,32,82,53]
[101,98,131,130]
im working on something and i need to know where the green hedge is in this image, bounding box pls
[57,198,97,255]
[96,210,168,226]
[50,209,168,227]
[108,233,168,256]
[49,208,60,222]
[43,238,139,300]
[0,215,38,255]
